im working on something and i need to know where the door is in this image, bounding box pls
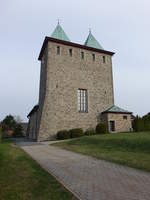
[109,121,115,132]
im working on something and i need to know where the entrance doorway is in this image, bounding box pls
[109,121,115,132]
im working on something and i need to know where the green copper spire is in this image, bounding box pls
[51,23,70,42]
[84,30,103,50]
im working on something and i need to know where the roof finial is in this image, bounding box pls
[51,20,70,42]
[57,18,60,25]
[89,28,91,34]
[84,28,104,49]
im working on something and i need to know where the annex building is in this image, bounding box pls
[27,23,132,141]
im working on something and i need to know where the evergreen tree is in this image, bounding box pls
[2,115,16,130]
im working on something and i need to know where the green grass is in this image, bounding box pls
[54,132,150,172]
[0,140,75,200]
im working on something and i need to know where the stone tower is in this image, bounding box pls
[27,24,132,141]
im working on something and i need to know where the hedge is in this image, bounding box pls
[0,127,2,143]
[57,130,70,140]
[69,128,84,138]
[133,115,150,132]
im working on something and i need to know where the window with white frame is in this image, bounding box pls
[78,89,88,112]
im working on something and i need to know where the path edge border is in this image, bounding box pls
[21,146,82,200]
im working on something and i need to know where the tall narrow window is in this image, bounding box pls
[57,46,60,55]
[103,56,106,63]
[81,52,84,59]
[78,89,88,112]
[69,49,72,57]
[92,54,95,61]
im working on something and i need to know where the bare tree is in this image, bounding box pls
[14,115,23,124]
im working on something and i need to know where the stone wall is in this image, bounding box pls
[27,111,38,140]
[103,113,132,133]
[37,48,48,139]
[38,41,114,141]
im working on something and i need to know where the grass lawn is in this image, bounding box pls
[54,132,150,172]
[0,140,75,200]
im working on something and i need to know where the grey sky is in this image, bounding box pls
[0,0,150,122]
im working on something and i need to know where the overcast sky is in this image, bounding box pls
[0,0,150,122]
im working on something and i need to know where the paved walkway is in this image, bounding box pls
[20,142,150,200]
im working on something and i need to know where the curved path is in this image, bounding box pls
[20,142,150,200]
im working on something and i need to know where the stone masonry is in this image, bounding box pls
[38,41,114,141]
[102,112,132,133]
[27,24,132,141]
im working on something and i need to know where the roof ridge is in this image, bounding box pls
[102,105,132,114]
[38,37,115,60]
[109,105,115,109]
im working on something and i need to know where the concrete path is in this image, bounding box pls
[20,142,150,200]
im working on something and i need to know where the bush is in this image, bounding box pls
[0,126,2,143]
[96,123,108,134]
[57,130,70,140]
[143,114,150,131]
[14,124,23,137]
[132,114,150,132]
[69,128,84,138]
[84,129,96,136]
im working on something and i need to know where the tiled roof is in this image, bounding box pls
[27,105,39,117]
[102,105,132,114]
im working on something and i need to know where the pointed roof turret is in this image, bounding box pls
[51,22,70,42]
[84,30,103,50]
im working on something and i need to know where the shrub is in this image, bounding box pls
[0,126,2,143]
[14,124,23,137]
[132,116,144,132]
[96,123,108,134]
[57,130,70,140]
[69,128,84,138]
[132,114,150,132]
[84,129,96,136]
[143,114,150,131]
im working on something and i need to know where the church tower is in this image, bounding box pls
[34,24,114,141]
[27,24,132,141]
